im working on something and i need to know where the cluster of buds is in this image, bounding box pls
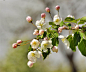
[33,29,44,35]
[12,40,22,48]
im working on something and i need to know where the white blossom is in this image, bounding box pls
[41,40,52,52]
[58,35,70,49]
[53,15,62,25]
[28,51,41,63]
[35,18,49,30]
[30,39,40,49]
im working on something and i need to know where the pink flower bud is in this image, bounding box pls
[55,5,60,10]
[44,37,48,40]
[62,26,66,29]
[75,25,79,30]
[12,43,17,48]
[26,16,32,23]
[33,29,39,35]
[17,40,22,44]
[52,46,58,53]
[58,27,63,33]
[27,61,34,68]
[39,29,44,35]
[45,7,50,13]
[41,13,46,18]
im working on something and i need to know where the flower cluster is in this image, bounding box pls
[12,5,86,68]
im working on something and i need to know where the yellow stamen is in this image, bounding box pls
[44,44,48,47]
[61,38,65,42]
[56,19,60,22]
[32,41,37,45]
[40,23,43,27]
[31,53,35,57]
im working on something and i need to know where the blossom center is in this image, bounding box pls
[43,43,48,47]
[56,19,60,22]
[32,41,37,45]
[61,38,65,42]
[31,53,35,57]
[40,23,43,27]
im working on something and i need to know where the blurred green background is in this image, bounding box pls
[0,0,86,72]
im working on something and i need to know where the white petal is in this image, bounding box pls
[58,35,65,38]
[37,26,41,29]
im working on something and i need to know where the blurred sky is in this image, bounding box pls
[0,0,86,71]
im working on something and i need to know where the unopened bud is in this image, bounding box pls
[26,16,32,23]
[55,5,60,10]
[52,46,58,53]
[41,13,46,18]
[62,26,66,29]
[58,27,63,33]
[33,29,39,35]
[12,43,18,48]
[45,7,50,13]
[39,29,44,35]
[75,25,79,30]
[27,61,34,68]
[17,40,22,44]
[44,37,48,41]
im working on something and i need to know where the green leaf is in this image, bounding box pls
[67,35,76,51]
[60,21,64,26]
[78,39,86,56]
[43,31,47,37]
[49,22,56,26]
[80,31,86,40]
[28,45,33,52]
[66,23,71,29]
[76,18,80,22]
[69,32,81,51]
[52,37,59,46]
[73,32,81,46]
[64,17,77,23]
[70,40,76,51]
[67,35,72,42]
[78,16,86,24]
[80,16,86,22]
[52,25,60,30]
[78,20,85,24]
[53,32,58,38]
[42,48,50,60]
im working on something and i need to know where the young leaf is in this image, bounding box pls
[28,45,33,52]
[78,39,86,56]
[49,22,56,26]
[78,16,86,24]
[80,16,86,22]
[42,48,50,60]
[60,21,64,26]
